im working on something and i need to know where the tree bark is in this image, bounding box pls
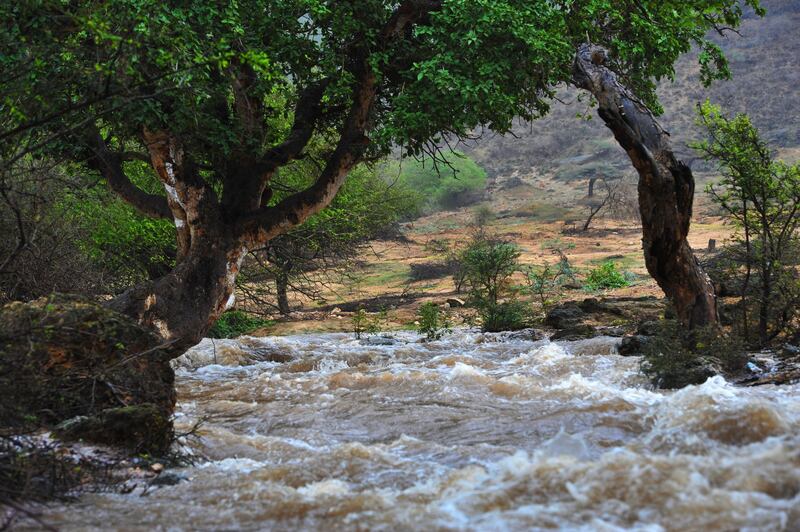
[276,271,291,316]
[572,44,719,329]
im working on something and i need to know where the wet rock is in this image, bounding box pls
[618,335,649,356]
[359,336,396,346]
[551,324,598,341]
[0,294,175,450]
[501,328,547,342]
[149,471,189,487]
[55,404,172,454]
[544,304,584,329]
[446,297,466,308]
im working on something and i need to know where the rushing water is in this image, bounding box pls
[31,330,800,530]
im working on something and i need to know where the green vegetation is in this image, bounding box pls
[524,252,576,311]
[458,238,529,332]
[416,302,451,341]
[695,101,800,347]
[351,307,382,340]
[208,310,273,339]
[640,322,748,389]
[585,261,631,291]
[384,151,488,212]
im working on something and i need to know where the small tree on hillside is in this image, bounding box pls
[693,101,800,346]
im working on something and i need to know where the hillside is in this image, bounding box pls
[461,0,800,203]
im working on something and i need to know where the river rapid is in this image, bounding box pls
[33,330,800,531]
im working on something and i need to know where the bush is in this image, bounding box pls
[456,238,528,332]
[640,322,748,389]
[524,251,576,311]
[480,300,530,333]
[585,261,630,290]
[351,307,382,339]
[208,310,272,339]
[417,302,450,341]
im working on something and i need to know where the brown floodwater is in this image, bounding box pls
[29,330,800,530]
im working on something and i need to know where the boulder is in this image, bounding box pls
[446,297,466,308]
[0,294,175,454]
[544,304,584,329]
[551,324,598,341]
[636,320,662,337]
[618,335,648,356]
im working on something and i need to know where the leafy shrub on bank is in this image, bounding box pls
[585,261,630,290]
[480,300,530,333]
[417,302,451,341]
[208,310,272,338]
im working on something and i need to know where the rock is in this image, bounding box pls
[149,471,188,487]
[781,344,800,358]
[544,304,584,329]
[502,328,547,342]
[551,324,598,341]
[563,282,583,290]
[618,335,648,356]
[55,404,172,454]
[0,294,175,451]
[446,298,466,308]
[359,336,396,346]
[598,326,626,337]
[636,320,662,337]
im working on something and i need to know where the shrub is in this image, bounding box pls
[525,251,576,311]
[208,310,272,339]
[480,300,530,333]
[456,238,529,332]
[417,302,451,341]
[585,261,630,290]
[351,307,382,339]
[695,101,800,346]
[640,322,748,389]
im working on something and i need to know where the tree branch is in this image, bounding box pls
[237,1,441,244]
[88,131,172,220]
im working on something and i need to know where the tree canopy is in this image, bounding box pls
[0,0,764,343]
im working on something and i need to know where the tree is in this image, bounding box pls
[573,45,720,329]
[694,101,800,346]
[242,162,418,315]
[2,0,762,351]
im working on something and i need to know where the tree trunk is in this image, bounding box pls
[108,235,246,354]
[572,44,718,329]
[105,130,249,354]
[276,271,291,316]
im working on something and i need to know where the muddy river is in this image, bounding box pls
[32,330,800,530]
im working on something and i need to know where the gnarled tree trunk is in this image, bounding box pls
[572,44,718,329]
[92,2,436,355]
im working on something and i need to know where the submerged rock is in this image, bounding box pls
[618,335,649,356]
[0,294,175,454]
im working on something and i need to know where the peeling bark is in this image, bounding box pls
[572,44,718,329]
